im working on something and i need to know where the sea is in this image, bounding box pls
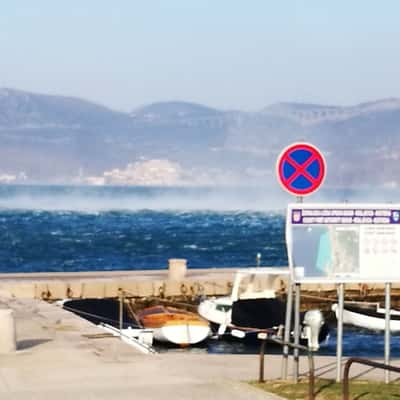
[1,184,399,356]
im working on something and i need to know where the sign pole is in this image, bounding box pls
[293,283,301,382]
[292,195,302,382]
[336,282,344,382]
[385,282,391,384]
[277,142,326,382]
[281,282,293,380]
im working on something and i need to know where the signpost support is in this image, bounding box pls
[285,203,400,385]
[293,283,301,382]
[385,282,391,384]
[277,143,326,383]
[281,281,293,380]
[336,283,344,382]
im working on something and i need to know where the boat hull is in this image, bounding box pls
[152,322,211,345]
[199,296,329,345]
[333,303,400,332]
[139,305,211,345]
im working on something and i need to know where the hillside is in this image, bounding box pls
[0,88,400,187]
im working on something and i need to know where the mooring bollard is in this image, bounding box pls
[168,259,187,281]
[0,308,16,353]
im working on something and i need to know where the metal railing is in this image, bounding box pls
[342,357,400,400]
[254,329,316,400]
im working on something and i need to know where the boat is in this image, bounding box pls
[62,298,140,329]
[198,267,329,349]
[332,302,400,331]
[138,305,211,345]
[62,298,155,351]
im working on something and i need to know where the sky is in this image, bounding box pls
[1,1,400,112]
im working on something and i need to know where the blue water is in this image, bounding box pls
[0,184,399,357]
[0,209,286,272]
[188,326,400,357]
[0,185,288,274]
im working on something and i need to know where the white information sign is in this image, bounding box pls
[286,203,400,283]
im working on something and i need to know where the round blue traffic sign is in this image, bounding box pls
[276,142,326,196]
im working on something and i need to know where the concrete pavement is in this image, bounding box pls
[0,297,283,399]
[0,297,398,399]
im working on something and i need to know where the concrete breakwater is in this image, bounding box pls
[1,265,400,311]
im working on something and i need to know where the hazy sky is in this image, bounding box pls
[1,1,400,111]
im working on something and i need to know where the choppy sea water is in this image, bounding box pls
[163,326,400,358]
[0,184,399,357]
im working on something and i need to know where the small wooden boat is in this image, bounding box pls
[332,302,400,331]
[138,305,211,345]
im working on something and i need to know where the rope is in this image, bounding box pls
[62,304,142,328]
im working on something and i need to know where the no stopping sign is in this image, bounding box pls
[276,142,326,196]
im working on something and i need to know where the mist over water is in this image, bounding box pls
[0,184,399,274]
[0,185,285,212]
[0,185,289,273]
[0,185,398,212]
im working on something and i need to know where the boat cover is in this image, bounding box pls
[231,298,287,329]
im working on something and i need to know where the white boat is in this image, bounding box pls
[198,267,329,349]
[138,305,211,345]
[332,302,400,331]
[198,267,289,333]
[198,295,232,334]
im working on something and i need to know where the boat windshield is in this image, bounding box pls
[230,268,290,301]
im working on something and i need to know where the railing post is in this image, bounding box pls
[293,283,301,382]
[336,282,345,382]
[119,289,124,333]
[282,282,293,380]
[384,282,391,384]
[271,335,315,400]
[259,338,266,383]
[342,357,400,400]
[307,351,315,400]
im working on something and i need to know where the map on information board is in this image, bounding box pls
[286,204,400,283]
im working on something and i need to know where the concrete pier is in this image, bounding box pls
[1,268,400,311]
[0,268,239,300]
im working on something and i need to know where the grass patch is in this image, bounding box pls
[251,378,400,399]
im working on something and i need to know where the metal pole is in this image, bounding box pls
[293,283,301,382]
[256,253,261,268]
[281,282,293,380]
[307,351,315,400]
[119,289,124,333]
[336,283,344,382]
[385,282,391,384]
[343,357,400,400]
[259,338,266,383]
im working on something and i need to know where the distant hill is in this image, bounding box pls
[0,87,400,187]
[131,101,221,121]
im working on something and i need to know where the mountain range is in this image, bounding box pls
[1,87,400,188]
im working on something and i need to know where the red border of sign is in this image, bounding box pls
[276,142,326,196]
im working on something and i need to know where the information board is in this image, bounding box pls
[286,203,400,283]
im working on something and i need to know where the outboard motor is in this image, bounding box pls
[302,309,324,351]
